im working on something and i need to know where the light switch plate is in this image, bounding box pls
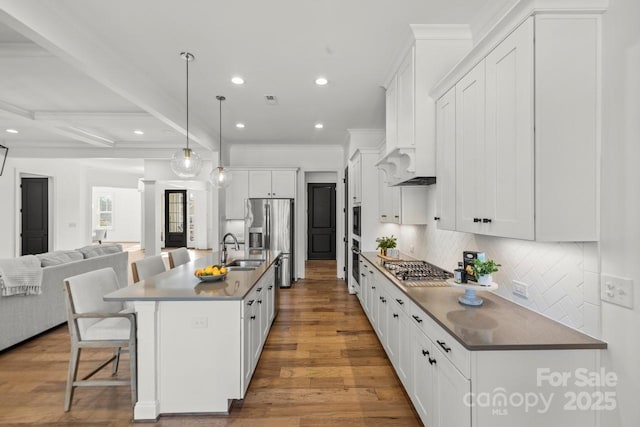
[601,274,634,309]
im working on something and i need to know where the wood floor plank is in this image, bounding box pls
[0,256,421,426]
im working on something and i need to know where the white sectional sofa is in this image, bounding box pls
[0,245,128,351]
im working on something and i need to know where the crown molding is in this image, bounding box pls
[431,0,608,99]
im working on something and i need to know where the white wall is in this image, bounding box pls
[600,0,640,425]
[230,144,345,279]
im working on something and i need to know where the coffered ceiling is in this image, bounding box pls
[0,0,515,160]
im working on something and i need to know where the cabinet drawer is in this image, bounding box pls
[408,300,437,339]
[386,282,410,314]
[431,322,470,378]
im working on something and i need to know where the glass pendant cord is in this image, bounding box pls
[217,95,225,167]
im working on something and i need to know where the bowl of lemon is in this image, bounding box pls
[194,265,228,282]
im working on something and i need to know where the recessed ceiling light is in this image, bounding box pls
[5,129,18,134]
[236,123,245,129]
[315,123,324,129]
[133,130,144,135]
[231,76,245,85]
[315,77,328,86]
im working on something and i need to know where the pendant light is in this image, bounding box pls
[170,52,203,178]
[209,95,232,188]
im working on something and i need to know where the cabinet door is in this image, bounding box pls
[412,329,436,426]
[387,300,401,367]
[367,275,378,329]
[251,297,262,368]
[271,170,296,198]
[248,170,272,198]
[378,170,394,223]
[385,74,398,153]
[267,283,275,325]
[433,347,471,427]
[435,88,457,230]
[351,156,362,204]
[375,287,388,350]
[484,17,534,240]
[397,310,413,392]
[455,62,486,233]
[242,299,256,395]
[225,170,249,219]
[396,47,415,147]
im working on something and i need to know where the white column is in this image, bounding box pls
[133,301,159,420]
[141,180,160,256]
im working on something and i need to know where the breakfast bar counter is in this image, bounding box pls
[104,250,280,421]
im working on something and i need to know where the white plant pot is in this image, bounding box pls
[477,274,492,286]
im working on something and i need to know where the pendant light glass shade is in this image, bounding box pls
[209,95,232,188]
[210,166,232,188]
[171,147,202,178]
[171,52,202,178]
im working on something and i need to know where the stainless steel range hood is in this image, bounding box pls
[375,147,436,186]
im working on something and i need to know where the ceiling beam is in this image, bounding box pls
[0,5,215,151]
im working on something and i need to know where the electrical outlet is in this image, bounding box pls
[512,280,529,298]
[601,274,634,309]
[191,317,208,329]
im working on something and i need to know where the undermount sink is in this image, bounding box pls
[226,259,265,268]
[225,266,256,271]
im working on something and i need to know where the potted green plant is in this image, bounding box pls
[375,235,397,256]
[469,259,501,286]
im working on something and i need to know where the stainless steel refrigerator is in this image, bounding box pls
[245,198,294,288]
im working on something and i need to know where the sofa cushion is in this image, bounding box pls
[36,250,84,267]
[76,244,123,259]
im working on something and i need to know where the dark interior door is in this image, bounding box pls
[344,167,348,282]
[21,178,49,255]
[165,190,187,248]
[307,183,336,260]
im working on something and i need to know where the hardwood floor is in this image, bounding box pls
[0,255,420,426]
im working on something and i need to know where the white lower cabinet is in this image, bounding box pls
[358,258,601,427]
[241,264,276,396]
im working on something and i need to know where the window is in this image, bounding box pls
[97,193,114,229]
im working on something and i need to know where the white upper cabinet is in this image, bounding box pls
[248,170,296,199]
[435,87,456,231]
[396,48,415,149]
[225,170,249,220]
[385,75,398,152]
[455,61,486,234]
[434,7,602,242]
[379,169,429,225]
[351,154,362,205]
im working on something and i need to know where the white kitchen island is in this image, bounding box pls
[104,250,280,421]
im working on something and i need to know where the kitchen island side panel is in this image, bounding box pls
[158,301,242,413]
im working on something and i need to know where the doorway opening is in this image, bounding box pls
[307,182,336,260]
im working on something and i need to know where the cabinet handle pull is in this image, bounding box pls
[382,297,386,303]
[372,286,376,290]
[268,286,273,290]
[394,215,399,218]
[437,340,451,353]
[250,315,256,320]
[381,215,387,218]
[434,216,440,221]
[257,287,263,292]
[369,270,373,274]
[429,357,437,365]
[473,218,481,223]
[412,315,423,323]
[258,300,262,304]
[379,296,383,301]
[361,273,365,277]
[396,299,404,305]
[393,313,399,318]
[422,349,429,356]
[483,218,492,223]
[247,299,255,306]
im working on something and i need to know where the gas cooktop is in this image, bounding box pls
[382,260,453,287]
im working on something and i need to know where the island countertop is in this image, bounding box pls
[104,250,280,302]
[361,252,607,351]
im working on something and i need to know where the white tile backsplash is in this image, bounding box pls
[394,187,601,338]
